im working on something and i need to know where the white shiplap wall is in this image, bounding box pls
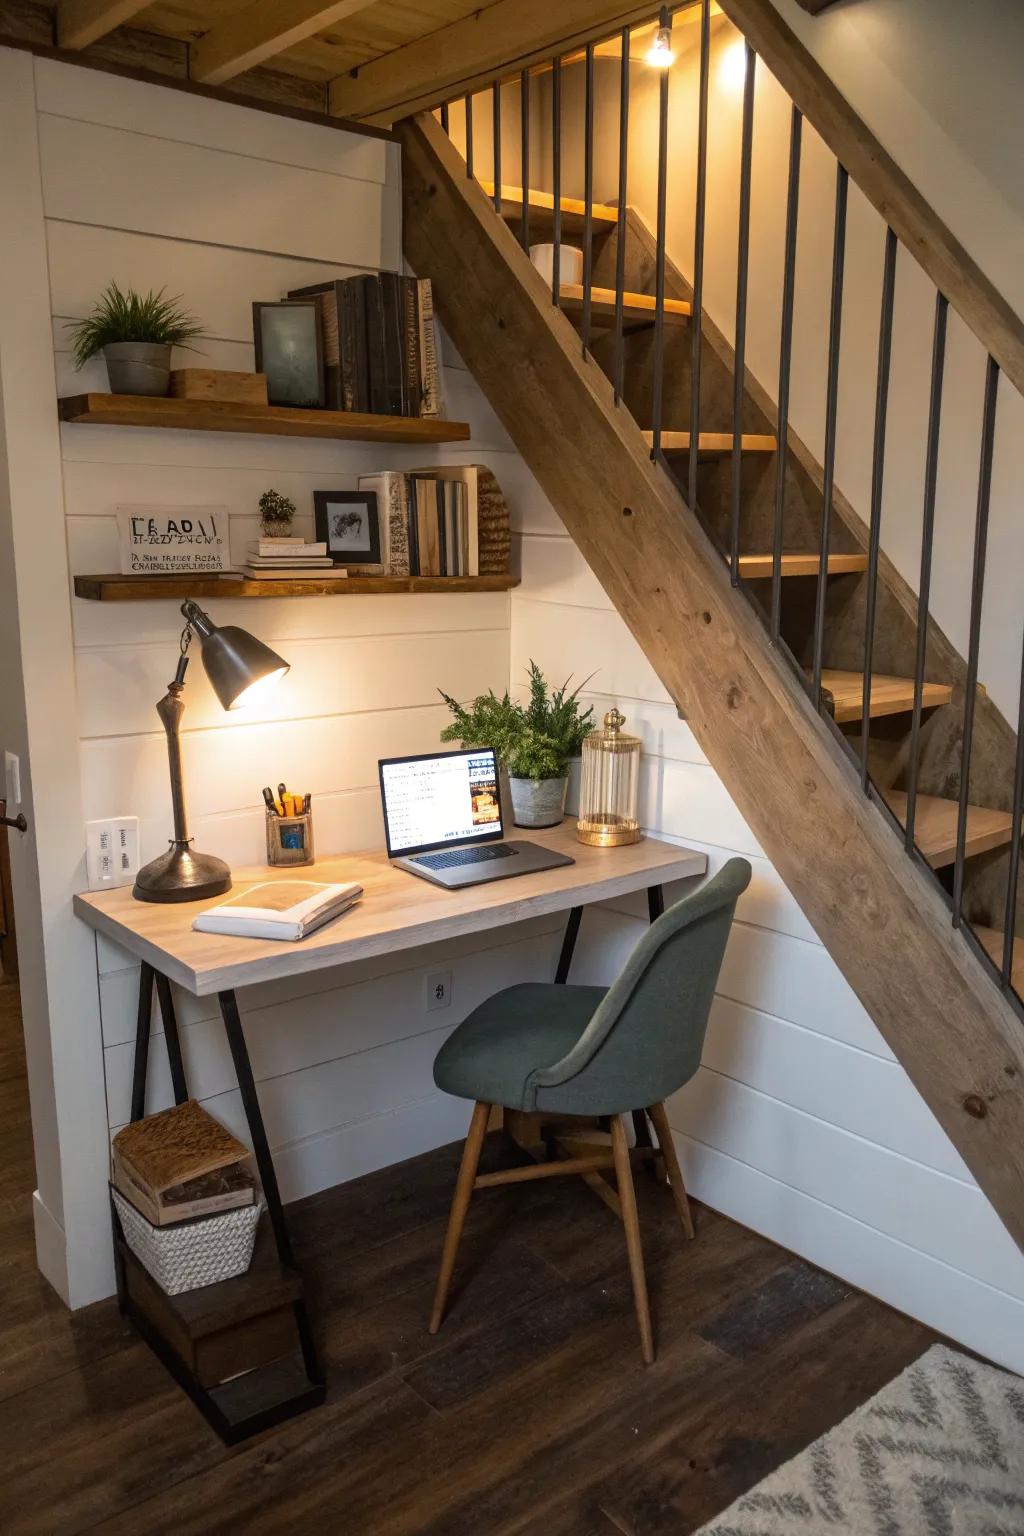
[499,420,1024,1375]
[32,58,565,1280]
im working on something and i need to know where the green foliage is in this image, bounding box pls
[439,660,594,781]
[258,489,297,527]
[66,282,204,368]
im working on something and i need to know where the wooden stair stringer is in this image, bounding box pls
[399,109,1024,1253]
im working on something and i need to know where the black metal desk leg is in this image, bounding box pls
[217,989,295,1269]
[130,962,155,1123]
[155,973,189,1106]
[555,905,583,984]
[638,884,666,1169]
[647,884,665,923]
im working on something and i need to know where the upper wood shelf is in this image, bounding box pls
[58,393,472,444]
[74,573,519,601]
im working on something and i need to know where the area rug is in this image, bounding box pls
[696,1344,1024,1534]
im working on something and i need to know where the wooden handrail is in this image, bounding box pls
[717,0,1024,398]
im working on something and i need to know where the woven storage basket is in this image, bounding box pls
[113,1188,262,1296]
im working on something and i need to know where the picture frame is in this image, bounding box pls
[314,490,382,570]
[252,300,324,409]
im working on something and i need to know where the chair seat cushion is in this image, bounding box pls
[433,982,607,1110]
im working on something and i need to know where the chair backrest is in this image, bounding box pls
[527,858,752,1116]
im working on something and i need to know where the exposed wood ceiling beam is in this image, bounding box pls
[56,0,151,51]
[329,0,691,124]
[191,0,379,87]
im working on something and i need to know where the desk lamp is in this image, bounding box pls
[133,599,289,903]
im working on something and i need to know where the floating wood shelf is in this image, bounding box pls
[644,430,778,454]
[478,181,619,233]
[738,552,869,579]
[58,393,472,444]
[74,573,519,601]
[821,670,953,723]
[887,792,1014,869]
[559,285,692,328]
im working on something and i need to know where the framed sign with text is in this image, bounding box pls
[117,506,228,575]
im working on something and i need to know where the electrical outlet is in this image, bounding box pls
[425,969,452,1012]
[4,751,21,808]
[86,817,139,890]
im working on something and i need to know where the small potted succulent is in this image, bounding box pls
[440,661,593,828]
[258,489,297,539]
[66,282,204,396]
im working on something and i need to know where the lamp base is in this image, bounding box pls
[133,841,232,903]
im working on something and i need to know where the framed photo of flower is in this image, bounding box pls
[313,490,382,571]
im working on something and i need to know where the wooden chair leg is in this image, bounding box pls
[648,1101,695,1240]
[611,1115,654,1365]
[429,1101,491,1334]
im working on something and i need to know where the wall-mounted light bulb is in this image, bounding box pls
[646,25,675,68]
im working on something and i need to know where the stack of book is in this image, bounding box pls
[287,274,442,419]
[111,1099,256,1228]
[358,464,511,579]
[241,538,337,581]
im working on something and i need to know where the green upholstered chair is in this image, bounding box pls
[429,857,752,1362]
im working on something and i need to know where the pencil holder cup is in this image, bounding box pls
[266,810,314,867]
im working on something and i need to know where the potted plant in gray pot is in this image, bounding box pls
[439,662,593,829]
[67,282,204,397]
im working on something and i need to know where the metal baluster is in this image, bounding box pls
[729,41,756,584]
[904,292,948,853]
[811,163,848,705]
[688,0,711,510]
[771,105,802,640]
[519,69,530,251]
[464,92,474,179]
[1002,627,1024,988]
[952,355,1000,927]
[440,101,449,134]
[859,226,898,785]
[650,17,671,460]
[552,57,562,306]
[613,25,630,405]
[492,81,502,214]
[582,41,595,356]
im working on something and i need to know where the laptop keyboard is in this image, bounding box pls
[411,844,519,871]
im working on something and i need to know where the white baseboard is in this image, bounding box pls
[32,1189,71,1306]
[672,1128,1024,1375]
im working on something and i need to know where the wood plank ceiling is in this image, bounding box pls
[1,0,676,124]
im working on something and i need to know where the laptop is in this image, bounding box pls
[378,747,575,889]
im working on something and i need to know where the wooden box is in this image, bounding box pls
[170,369,269,406]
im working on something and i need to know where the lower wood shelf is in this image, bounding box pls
[75,573,519,600]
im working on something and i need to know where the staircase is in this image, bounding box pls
[396,14,1024,1250]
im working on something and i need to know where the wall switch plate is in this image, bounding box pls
[4,751,21,808]
[425,969,453,1012]
[86,817,139,891]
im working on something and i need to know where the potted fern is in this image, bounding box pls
[67,282,204,397]
[439,662,593,828]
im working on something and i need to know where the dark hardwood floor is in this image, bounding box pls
[0,976,936,1535]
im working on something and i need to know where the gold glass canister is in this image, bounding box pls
[576,708,642,847]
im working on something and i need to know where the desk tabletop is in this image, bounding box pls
[74,822,706,996]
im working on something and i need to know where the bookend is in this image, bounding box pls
[111,963,325,1444]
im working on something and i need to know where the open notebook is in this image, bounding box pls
[192,879,363,942]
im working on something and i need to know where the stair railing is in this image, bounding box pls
[428,0,1024,1018]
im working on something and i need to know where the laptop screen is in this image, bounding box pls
[379,748,504,858]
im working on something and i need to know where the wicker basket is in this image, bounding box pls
[113,1188,262,1296]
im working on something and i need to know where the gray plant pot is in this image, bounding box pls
[103,341,172,396]
[509,775,569,829]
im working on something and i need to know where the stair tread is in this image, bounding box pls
[643,430,777,453]
[739,552,868,578]
[821,670,953,723]
[559,284,692,326]
[886,791,1014,868]
[975,925,1024,989]
[478,181,618,230]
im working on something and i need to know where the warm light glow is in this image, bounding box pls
[229,666,289,711]
[646,25,675,67]
[720,36,747,92]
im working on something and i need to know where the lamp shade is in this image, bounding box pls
[181,600,289,711]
